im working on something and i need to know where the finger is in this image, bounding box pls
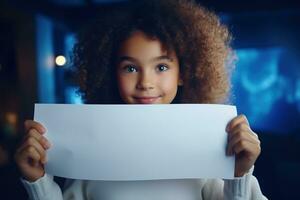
[226,114,249,132]
[19,146,42,166]
[227,122,252,140]
[227,116,259,142]
[227,131,259,155]
[24,129,51,149]
[228,123,259,142]
[232,139,261,156]
[18,137,47,163]
[24,120,46,134]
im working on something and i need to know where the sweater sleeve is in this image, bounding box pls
[202,166,268,200]
[21,174,63,200]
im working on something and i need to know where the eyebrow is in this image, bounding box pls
[117,55,174,64]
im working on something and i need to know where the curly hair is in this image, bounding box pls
[73,0,234,104]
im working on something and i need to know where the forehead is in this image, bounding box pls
[117,31,175,59]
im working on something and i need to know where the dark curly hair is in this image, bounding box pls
[73,0,234,104]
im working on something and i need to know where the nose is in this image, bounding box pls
[136,71,154,90]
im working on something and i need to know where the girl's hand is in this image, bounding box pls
[226,115,261,177]
[14,120,51,182]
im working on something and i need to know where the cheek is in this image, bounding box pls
[160,75,179,94]
[117,75,135,95]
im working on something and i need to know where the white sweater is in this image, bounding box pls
[21,166,267,200]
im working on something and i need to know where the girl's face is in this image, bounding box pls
[116,31,182,104]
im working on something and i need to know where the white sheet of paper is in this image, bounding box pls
[34,104,236,180]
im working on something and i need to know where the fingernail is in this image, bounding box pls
[43,139,51,149]
[40,127,46,133]
[46,141,51,148]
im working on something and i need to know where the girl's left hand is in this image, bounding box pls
[226,114,261,177]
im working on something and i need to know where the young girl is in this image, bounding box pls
[15,0,267,199]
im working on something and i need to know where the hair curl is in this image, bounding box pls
[73,0,234,104]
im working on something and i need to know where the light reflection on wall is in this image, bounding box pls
[64,33,83,104]
[36,14,56,103]
[233,48,300,133]
[65,86,83,104]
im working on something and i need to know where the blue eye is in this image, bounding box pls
[124,65,137,73]
[157,64,169,72]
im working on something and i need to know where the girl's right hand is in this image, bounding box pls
[15,120,51,182]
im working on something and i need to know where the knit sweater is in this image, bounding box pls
[21,166,267,200]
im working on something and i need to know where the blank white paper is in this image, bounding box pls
[34,104,236,180]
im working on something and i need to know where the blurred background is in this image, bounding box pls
[0,0,299,199]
